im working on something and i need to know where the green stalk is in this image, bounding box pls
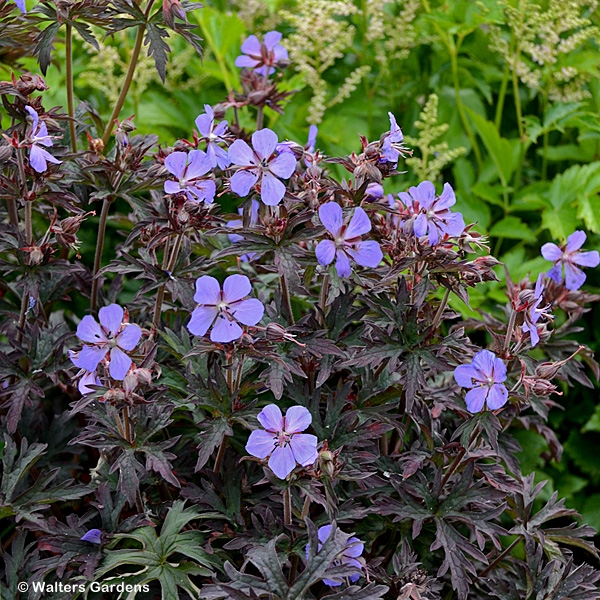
[495,63,511,128]
[90,198,111,311]
[450,40,482,171]
[101,7,151,147]
[65,23,77,153]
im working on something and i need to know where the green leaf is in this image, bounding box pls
[489,216,537,241]
[466,108,515,185]
[577,194,600,233]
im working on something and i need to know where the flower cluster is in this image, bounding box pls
[24,106,61,173]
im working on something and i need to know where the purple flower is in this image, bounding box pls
[229,128,296,206]
[195,105,231,169]
[245,404,318,479]
[80,529,102,544]
[227,199,260,261]
[522,273,552,347]
[380,112,405,166]
[25,106,61,173]
[69,365,101,396]
[13,0,26,12]
[365,182,384,200]
[188,274,264,343]
[315,202,383,278]
[164,150,216,203]
[454,350,508,413]
[541,230,599,291]
[398,181,465,246]
[72,304,142,381]
[305,525,364,587]
[235,31,289,77]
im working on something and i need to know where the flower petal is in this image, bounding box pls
[413,213,428,238]
[414,181,436,209]
[230,169,259,197]
[261,171,286,205]
[344,207,371,240]
[223,274,251,303]
[109,346,132,380]
[471,350,498,380]
[164,151,188,178]
[187,306,218,337]
[268,445,296,479]
[30,144,60,172]
[257,404,283,431]
[316,239,336,266]
[240,34,261,56]
[541,242,562,262]
[441,211,465,237]
[564,262,586,291]
[234,55,260,68]
[195,108,212,137]
[335,249,352,278]
[208,143,231,170]
[464,386,488,413]
[78,371,100,395]
[194,275,221,305]
[566,230,586,252]
[252,128,278,161]
[319,202,343,236]
[80,529,102,544]
[186,149,212,179]
[228,139,257,167]
[164,180,183,194]
[116,324,142,351]
[436,183,456,210]
[188,180,216,204]
[246,429,276,459]
[492,357,507,383]
[454,364,478,388]
[210,314,243,343]
[78,344,107,372]
[572,250,600,268]
[284,405,312,433]
[269,151,297,178]
[99,304,124,337]
[486,383,508,410]
[263,30,282,50]
[547,263,563,284]
[230,298,264,326]
[347,240,382,268]
[77,315,107,344]
[290,433,318,466]
[344,538,364,558]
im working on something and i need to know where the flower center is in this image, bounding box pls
[275,431,292,447]
[217,301,229,313]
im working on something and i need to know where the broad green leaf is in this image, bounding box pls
[489,216,537,241]
[577,194,600,233]
[466,108,515,185]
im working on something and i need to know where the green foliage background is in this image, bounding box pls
[12,0,600,531]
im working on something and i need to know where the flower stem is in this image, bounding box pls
[283,487,292,525]
[479,538,521,578]
[123,405,132,444]
[431,287,451,334]
[152,232,183,330]
[504,309,517,355]
[301,494,311,520]
[90,198,111,312]
[214,435,228,473]
[65,23,77,153]
[280,273,295,324]
[494,63,510,129]
[256,106,264,130]
[318,273,330,325]
[101,9,150,147]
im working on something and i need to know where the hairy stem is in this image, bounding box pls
[283,487,292,526]
[256,106,264,130]
[504,309,517,355]
[65,23,77,153]
[479,538,521,578]
[430,287,451,334]
[152,232,183,329]
[90,199,111,311]
[301,494,311,520]
[280,273,295,324]
[123,405,132,444]
[318,273,330,325]
[214,435,228,473]
[101,12,150,147]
